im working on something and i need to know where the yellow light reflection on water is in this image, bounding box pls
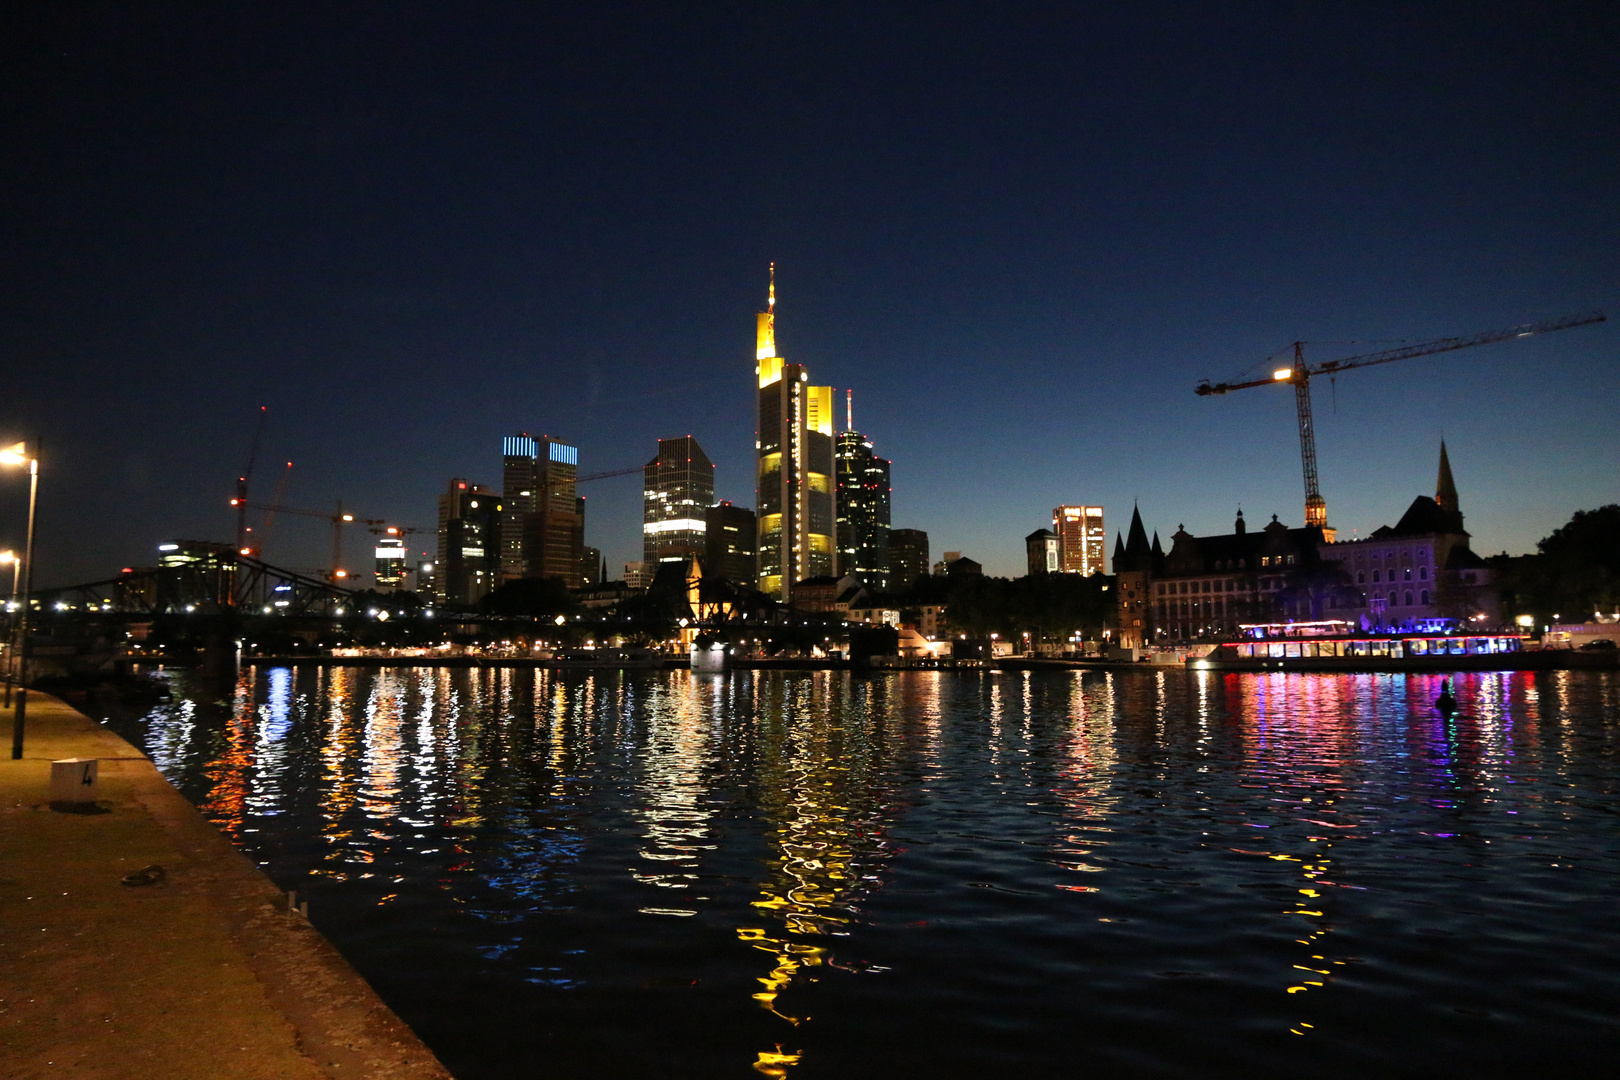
[736,672,908,1071]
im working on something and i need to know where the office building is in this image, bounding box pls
[705,502,757,585]
[754,266,836,601]
[374,534,407,591]
[644,435,715,564]
[889,528,929,589]
[435,478,502,606]
[1026,529,1060,576]
[835,394,891,589]
[501,434,584,587]
[580,546,603,587]
[154,540,237,607]
[1054,505,1106,575]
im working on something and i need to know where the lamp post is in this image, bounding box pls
[2,442,39,759]
[0,551,16,708]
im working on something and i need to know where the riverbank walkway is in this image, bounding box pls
[0,692,451,1080]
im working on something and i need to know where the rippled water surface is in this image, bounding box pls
[113,667,1620,1078]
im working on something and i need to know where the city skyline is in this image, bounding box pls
[3,6,1616,587]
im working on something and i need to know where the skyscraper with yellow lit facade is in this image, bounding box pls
[755,266,836,601]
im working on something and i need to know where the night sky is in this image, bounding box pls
[4,3,1616,587]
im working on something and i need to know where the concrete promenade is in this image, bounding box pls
[0,692,452,1080]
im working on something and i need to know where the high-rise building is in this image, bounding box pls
[436,478,503,606]
[835,393,891,589]
[374,535,407,591]
[501,434,584,587]
[1026,529,1060,576]
[1054,505,1106,576]
[889,528,930,589]
[755,266,836,602]
[580,546,602,587]
[705,501,757,584]
[644,435,715,565]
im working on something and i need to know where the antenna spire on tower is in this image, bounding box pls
[768,262,775,312]
[846,388,853,432]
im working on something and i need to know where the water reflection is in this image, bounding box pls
[115,665,1620,1080]
[631,678,717,913]
[739,675,910,1073]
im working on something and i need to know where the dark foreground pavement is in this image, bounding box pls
[0,691,452,1080]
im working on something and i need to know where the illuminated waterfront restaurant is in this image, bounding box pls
[1217,619,1525,663]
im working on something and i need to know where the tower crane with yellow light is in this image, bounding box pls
[1195,309,1605,539]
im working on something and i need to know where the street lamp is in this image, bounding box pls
[1,441,39,759]
[0,550,16,708]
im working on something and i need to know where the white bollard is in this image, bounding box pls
[50,758,99,806]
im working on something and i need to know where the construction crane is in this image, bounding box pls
[233,500,382,582]
[575,465,644,483]
[1196,309,1606,534]
[234,406,269,556]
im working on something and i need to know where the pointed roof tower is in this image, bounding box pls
[1116,505,1154,573]
[1125,505,1151,559]
[1112,532,1126,570]
[1436,440,1458,515]
[1151,531,1164,558]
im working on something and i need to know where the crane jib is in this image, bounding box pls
[1194,308,1605,531]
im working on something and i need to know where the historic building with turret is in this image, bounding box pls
[1114,504,1340,649]
[1320,441,1499,629]
[1112,443,1500,647]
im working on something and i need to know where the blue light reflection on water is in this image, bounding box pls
[116,666,1620,1079]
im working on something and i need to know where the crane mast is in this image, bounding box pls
[1197,309,1605,536]
[1289,343,1327,530]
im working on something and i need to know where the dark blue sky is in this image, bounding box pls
[3,2,1616,585]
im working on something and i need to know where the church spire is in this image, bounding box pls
[1436,440,1458,514]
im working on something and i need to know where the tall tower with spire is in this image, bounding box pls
[755,266,836,601]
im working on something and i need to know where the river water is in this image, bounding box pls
[111,666,1620,1079]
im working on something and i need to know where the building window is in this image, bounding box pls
[1372,569,1380,582]
[1404,568,1412,581]
[1421,589,1430,605]
[1405,591,1413,605]
[1357,571,1365,584]
[1419,567,1427,580]
[1389,591,1397,604]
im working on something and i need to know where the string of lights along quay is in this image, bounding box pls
[107,664,1620,1080]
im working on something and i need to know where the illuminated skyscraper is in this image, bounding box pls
[435,478,502,606]
[1054,505,1106,576]
[755,266,836,601]
[835,393,891,589]
[643,435,715,565]
[501,434,584,587]
[373,534,407,591]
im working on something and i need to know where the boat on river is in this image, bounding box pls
[1192,619,1615,672]
[547,647,669,670]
